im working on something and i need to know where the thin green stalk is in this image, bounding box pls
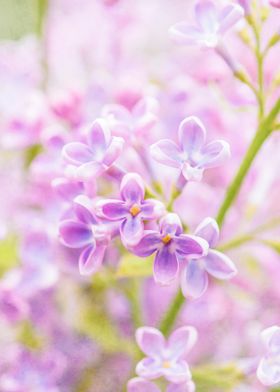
[216,97,280,227]
[159,290,185,335]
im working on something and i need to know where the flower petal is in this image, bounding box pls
[181,163,204,182]
[136,326,165,357]
[261,326,280,354]
[130,231,161,257]
[59,220,92,248]
[96,199,128,221]
[154,247,179,285]
[140,199,165,220]
[218,4,244,34]
[74,195,96,224]
[204,249,237,279]
[160,213,183,236]
[103,136,124,166]
[169,23,205,45]
[120,216,144,246]
[181,260,208,298]
[174,235,208,258]
[136,357,163,380]
[79,243,106,275]
[198,140,230,169]
[150,140,182,168]
[127,378,160,392]
[120,173,145,203]
[167,326,198,360]
[257,357,280,386]
[195,1,218,33]
[62,142,92,165]
[86,119,110,155]
[163,360,192,384]
[195,217,219,247]
[178,116,206,157]
[75,161,105,181]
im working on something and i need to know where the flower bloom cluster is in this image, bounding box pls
[0,0,279,390]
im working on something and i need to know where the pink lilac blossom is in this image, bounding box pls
[257,326,280,386]
[150,116,230,182]
[134,326,197,384]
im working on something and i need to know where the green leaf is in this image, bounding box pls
[116,253,153,278]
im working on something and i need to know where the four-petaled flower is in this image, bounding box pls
[169,1,244,48]
[131,213,208,285]
[257,326,280,386]
[181,217,237,298]
[150,116,230,182]
[128,377,195,392]
[59,195,111,275]
[96,173,165,247]
[135,326,197,384]
[62,118,124,181]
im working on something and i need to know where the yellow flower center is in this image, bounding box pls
[162,234,172,244]
[162,360,171,369]
[129,204,141,217]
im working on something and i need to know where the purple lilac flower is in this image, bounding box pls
[257,326,280,386]
[59,195,111,275]
[96,173,165,247]
[150,116,230,182]
[169,1,244,48]
[181,218,237,299]
[131,213,208,285]
[128,377,195,392]
[134,326,197,384]
[62,118,124,181]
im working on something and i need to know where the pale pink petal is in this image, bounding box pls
[198,140,230,169]
[103,136,124,166]
[218,4,244,34]
[181,260,208,298]
[86,119,110,154]
[136,326,165,357]
[79,243,106,275]
[204,249,237,279]
[168,326,198,360]
[59,220,92,248]
[257,357,280,386]
[150,140,182,168]
[154,247,179,285]
[178,117,206,156]
[75,161,105,181]
[163,360,192,384]
[174,234,208,258]
[130,231,161,257]
[120,173,145,203]
[62,142,92,165]
[195,217,219,247]
[195,1,218,33]
[127,378,160,392]
[120,216,144,246]
[96,199,128,221]
[169,23,205,45]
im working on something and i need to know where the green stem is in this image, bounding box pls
[159,290,185,335]
[216,97,280,227]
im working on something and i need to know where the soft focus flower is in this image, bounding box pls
[135,326,197,384]
[102,96,159,141]
[270,0,280,8]
[181,218,237,298]
[169,1,244,48]
[131,213,208,285]
[62,119,124,181]
[128,377,195,392]
[150,116,230,182]
[96,173,165,246]
[59,195,111,275]
[257,326,280,386]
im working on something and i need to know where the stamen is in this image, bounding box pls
[129,204,141,217]
[162,360,171,369]
[162,234,172,244]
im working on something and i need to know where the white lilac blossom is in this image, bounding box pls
[62,118,124,181]
[181,218,237,298]
[134,326,197,384]
[169,1,244,48]
[150,116,230,182]
[257,326,280,386]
